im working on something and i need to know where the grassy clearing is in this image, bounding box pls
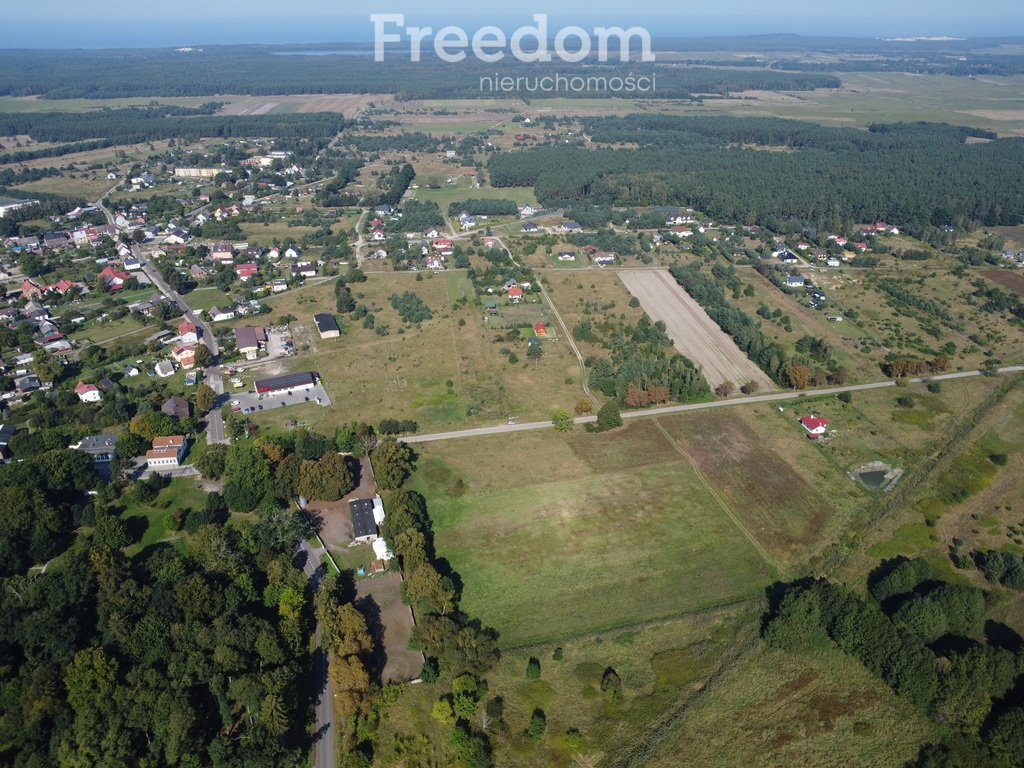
[410,182,537,209]
[184,286,233,312]
[248,270,584,433]
[412,420,773,647]
[69,314,147,345]
[119,476,207,556]
[643,643,937,768]
[0,95,241,113]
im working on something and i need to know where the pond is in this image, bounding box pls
[857,470,889,489]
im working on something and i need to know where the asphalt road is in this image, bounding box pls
[129,244,228,444]
[297,539,336,768]
[404,366,1024,444]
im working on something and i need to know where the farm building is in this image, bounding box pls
[799,416,828,438]
[349,498,379,543]
[313,313,341,339]
[254,371,317,396]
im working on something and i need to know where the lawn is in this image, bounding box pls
[411,420,774,647]
[70,314,147,345]
[119,476,208,556]
[184,286,232,312]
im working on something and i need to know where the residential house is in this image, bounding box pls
[235,263,259,281]
[154,360,176,378]
[291,263,317,278]
[433,239,454,256]
[799,416,828,439]
[271,279,288,293]
[533,322,547,337]
[423,227,441,238]
[826,257,842,268]
[123,256,142,271]
[670,226,694,237]
[161,395,191,420]
[370,228,386,241]
[507,286,524,303]
[69,435,117,467]
[74,381,102,403]
[592,254,616,266]
[178,320,199,345]
[483,237,498,248]
[171,345,196,369]
[14,374,41,393]
[210,242,235,263]
[521,222,539,232]
[284,247,302,260]
[785,275,806,288]
[557,252,576,262]
[559,220,581,232]
[519,204,536,218]
[190,264,210,279]
[98,266,131,291]
[209,306,235,323]
[146,435,188,471]
[234,325,267,358]
[123,364,140,377]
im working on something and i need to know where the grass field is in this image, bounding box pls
[412,420,779,647]
[642,643,937,768]
[409,180,537,209]
[0,95,244,113]
[247,270,583,433]
[69,314,148,345]
[118,476,207,556]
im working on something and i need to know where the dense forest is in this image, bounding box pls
[0,107,346,145]
[488,117,1024,234]
[0,48,838,100]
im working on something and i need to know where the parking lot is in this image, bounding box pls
[227,382,332,415]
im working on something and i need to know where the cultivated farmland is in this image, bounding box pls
[619,269,775,390]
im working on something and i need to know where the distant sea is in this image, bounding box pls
[1,15,1021,49]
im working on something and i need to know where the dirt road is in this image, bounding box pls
[619,269,774,391]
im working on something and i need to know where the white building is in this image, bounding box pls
[146,435,187,470]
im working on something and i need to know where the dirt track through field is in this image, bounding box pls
[618,269,775,391]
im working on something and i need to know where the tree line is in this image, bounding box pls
[764,557,1024,766]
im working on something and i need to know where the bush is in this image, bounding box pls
[838,391,853,404]
[528,709,546,740]
[526,657,541,680]
[594,400,622,432]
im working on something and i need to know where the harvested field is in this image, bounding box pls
[218,93,391,116]
[619,269,774,390]
[980,268,1024,294]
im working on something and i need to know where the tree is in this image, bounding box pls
[740,380,760,395]
[574,398,593,415]
[274,454,302,501]
[195,383,216,413]
[298,453,354,501]
[594,400,622,432]
[528,709,546,739]
[192,344,213,368]
[526,657,541,680]
[371,438,416,490]
[223,441,272,512]
[785,365,811,390]
[527,343,544,360]
[196,443,227,479]
[714,381,735,397]
[551,408,574,432]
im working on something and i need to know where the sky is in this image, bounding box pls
[5,0,1024,48]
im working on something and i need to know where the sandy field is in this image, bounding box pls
[618,269,775,391]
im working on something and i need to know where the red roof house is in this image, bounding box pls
[533,322,547,337]
[235,263,259,281]
[799,416,828,438]
[507,286,524,302]
[98,266,130,290]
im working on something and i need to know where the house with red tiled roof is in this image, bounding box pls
[98,266,130,291]
[799,415,828,438]
[178,320,199,344]
[74,380,102,403]
[507,286,524,303]
[235,263,259,281]
[533,322,547,337]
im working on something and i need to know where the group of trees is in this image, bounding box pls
[584,313,711,405]
[368,162,415,208]
[0,477,313,765]
[0,106,345,145]
[669,262,791,385]
[389,291,433,324]
[764,558,1024,766]
[447,199,518,217]
[387,198,443,234]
